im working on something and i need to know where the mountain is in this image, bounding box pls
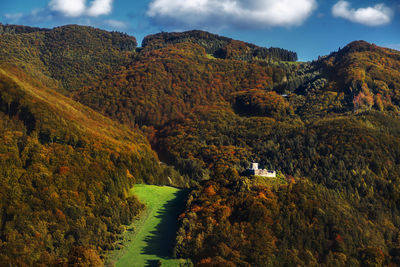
[319,40,400,112]
[1,24,400,266]
[0,26,183,266]
[142,30,298,62]
[75,41,280,128]
[0,24,137,94]
[0,23,50,34]
[167,43,400,266]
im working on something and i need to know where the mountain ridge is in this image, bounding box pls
[142,29,298,62]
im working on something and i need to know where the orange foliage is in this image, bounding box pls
[55,209,66,222]
[204,185,216,196]
[192,205,202,213]
[335,234,344,243]
[57,166,69,175]
[198,257,212,265]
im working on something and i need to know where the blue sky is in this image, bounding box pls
[1,0,399,61]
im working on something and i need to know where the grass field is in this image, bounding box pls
[106,184,190,267]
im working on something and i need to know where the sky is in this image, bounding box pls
[1,0,399,61]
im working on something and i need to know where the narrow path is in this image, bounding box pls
[107,184,189,267]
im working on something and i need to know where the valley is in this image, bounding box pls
[1,23,400,266]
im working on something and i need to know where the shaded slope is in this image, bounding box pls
[0,24,137,94]
[176,177,396,266]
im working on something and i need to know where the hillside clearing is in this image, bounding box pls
[106,184,190,267]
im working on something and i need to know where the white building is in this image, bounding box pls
[248,162,276,178]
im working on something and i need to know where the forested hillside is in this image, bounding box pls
[0,24,137,94]
[0,56,179,265]
[320,41,400,112]
[142,30,298,62]
[1,24,400,266]
[0,25,190,265]
[76,42,280,128]
[0,23,49,34]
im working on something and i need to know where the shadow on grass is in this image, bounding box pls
[142,189,189,259]
[145,259,161,267]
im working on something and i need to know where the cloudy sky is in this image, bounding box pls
[1,0,399,60]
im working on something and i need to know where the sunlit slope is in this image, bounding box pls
[0,66,166,265]
[0,67,147,147]
[319,41,400,112]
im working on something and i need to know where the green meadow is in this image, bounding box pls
[106,184,190,267]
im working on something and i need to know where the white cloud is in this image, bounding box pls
[332,1,393,26]
[49,0,113,17]
[49,0,86,17]
[4,13,24,20]
[386,44,400,51]
[88,0,113,17]
[105,19,127,29]
[147,0,317,29]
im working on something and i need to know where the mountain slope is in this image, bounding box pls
[167,43,400,265]
[319,41,400,112]
[1,24,400,266]
[0,24,137,94]
[75,42,281,128]
[142,30,298,62]
[0,65,171,265]
[72,33,400,265]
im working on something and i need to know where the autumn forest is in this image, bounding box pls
[1,23,400,266]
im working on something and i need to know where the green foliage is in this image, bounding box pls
[107,185,188,266]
